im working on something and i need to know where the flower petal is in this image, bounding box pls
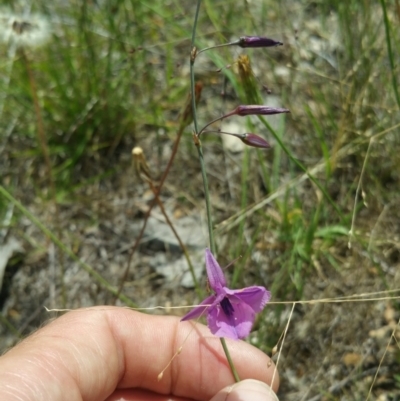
[205,248,226,290]
[225,286,271,313]
[180,295,216,321]
[207,299,255,340]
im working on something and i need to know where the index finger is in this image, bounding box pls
[0,306,279,401]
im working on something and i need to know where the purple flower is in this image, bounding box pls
[238,36,283,48]
[235,105,290,116]
[181,249,271,340]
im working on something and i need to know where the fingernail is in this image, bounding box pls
[210,379,279,401]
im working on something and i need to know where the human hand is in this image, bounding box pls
[0,306,279,401]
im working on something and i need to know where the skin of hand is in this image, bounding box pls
[0,306,279,401]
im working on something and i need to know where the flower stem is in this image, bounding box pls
[190,0,239,383]
[198,110,236,137]
[189,1,201,136]
[189,0,215,255]
[220,338,241,382]
[194,139,216,254]
[196,41,237,56]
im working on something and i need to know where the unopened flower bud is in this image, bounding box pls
[238,36,283,48]
[235,105,290,116]
[240,133,271,149]
[199,105,289,137]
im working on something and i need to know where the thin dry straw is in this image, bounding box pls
[271,302,295,389]
[366,316,400,401]
[44,288,400,314]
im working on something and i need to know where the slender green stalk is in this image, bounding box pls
[190,0,239,383]
[189,1,215,254]
[198,109,238,137]
[220,336,241,382]
[197,41,236,55]
[380,0,400,109]
[189,1,202,135]
[190,0,215,254]
[0,185,136,308]
[195,142,216,256]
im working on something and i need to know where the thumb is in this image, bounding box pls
[210,379,279,401]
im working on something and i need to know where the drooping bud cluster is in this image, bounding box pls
[194,33,289,150]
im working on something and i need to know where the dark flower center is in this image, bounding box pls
[220,297,234,317]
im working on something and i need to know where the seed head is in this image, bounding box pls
[0,11,50,48]
[132,147,152,181]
